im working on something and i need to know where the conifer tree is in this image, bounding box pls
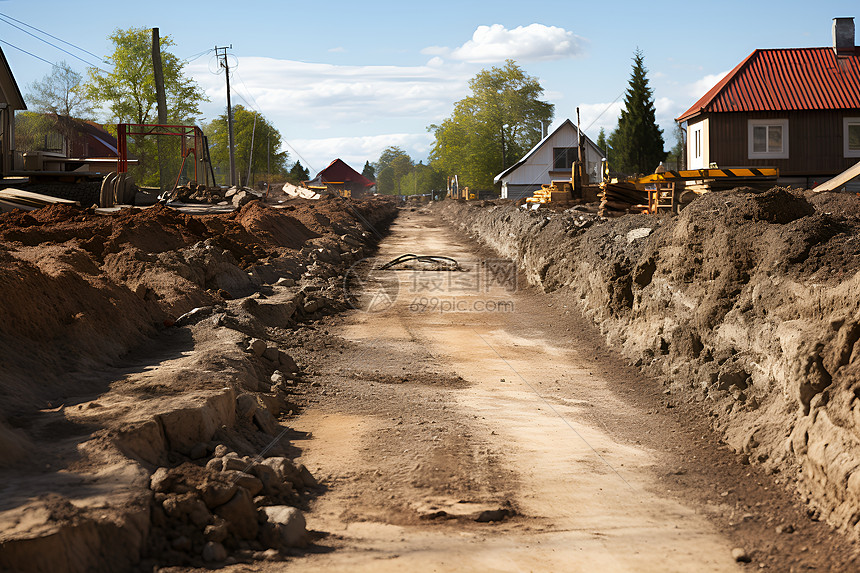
[609,49,666,175]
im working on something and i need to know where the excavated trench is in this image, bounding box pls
[436,189,860,540]
[0,196,396,571]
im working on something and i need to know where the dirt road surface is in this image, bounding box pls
[206,207,856,572]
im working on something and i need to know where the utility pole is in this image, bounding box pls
[152,28,169,190]
[246,110,258,188]
[215,45,236,187]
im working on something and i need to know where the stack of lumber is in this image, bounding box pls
[526,183,572,204]
[0,188,79,213]
[599,182,649,217]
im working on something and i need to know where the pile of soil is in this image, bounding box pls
[0,195,396,571]
[437,189,860,538]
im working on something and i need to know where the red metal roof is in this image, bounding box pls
[312,158,374,187]
[677,46,860,121]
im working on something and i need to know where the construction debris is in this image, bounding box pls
[0,187,79,212]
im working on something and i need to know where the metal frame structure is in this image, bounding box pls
[117,123,211,187]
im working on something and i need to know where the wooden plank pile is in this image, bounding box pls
[526,182,572,205]
[599,182,649,217]
[0,188,79,213]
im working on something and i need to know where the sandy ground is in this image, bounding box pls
[200,207,857,572]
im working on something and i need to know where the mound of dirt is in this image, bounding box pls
[437,188,860,538]
[0,196,396,571]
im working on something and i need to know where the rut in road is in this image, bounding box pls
[263,207,752,573]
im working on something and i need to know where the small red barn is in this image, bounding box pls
[307,158,375,198]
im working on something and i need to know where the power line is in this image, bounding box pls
[0,38,55,67]
[0,13,109,72]
[0,11,105,62]
[184,48,213,63]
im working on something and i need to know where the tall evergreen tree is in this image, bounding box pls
[289,161,309,182]
[608,49,666,175]
[361,160,376,181]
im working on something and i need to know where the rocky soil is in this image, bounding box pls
[0,195,396,571]
[437,189,860,539]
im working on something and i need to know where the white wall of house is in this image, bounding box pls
[498,120,605,199]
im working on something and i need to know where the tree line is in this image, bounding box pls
[21,25,674,194]
[18,27,304,188]
[372,52,671,196]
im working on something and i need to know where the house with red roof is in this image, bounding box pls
[306,158,375,198]
[677,17,860,189]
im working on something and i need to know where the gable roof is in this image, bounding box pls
[677,46,860,122]
[0,46,25,110]
[310,158,374,187]
[494,119,601,183]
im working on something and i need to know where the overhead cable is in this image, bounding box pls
[0,13,109,72]
[0,11,105,62]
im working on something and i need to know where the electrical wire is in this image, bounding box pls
[0,13,109,72]
[0,11,105,62]
[0,38,55,67]
[183,48,213,63]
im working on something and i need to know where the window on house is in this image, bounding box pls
[845,118,860,158]
[694,129,701,159]
[748,119,788,159]
[553,147,578,169]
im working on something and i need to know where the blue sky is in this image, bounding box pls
[2,0,857,174]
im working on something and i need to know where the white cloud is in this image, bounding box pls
[289,133,435,174]
[687,70,729,99]
[576,101,624,137]
[328,46,346,53]
[426,24,584,64]
[191,57,469,125]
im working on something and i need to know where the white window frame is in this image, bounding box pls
[844,117,860,158]
[748,119,789,159]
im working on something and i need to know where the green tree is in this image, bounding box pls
[361,160,376,181]
[84,27,207,185]
[25,61,93,119]
[429,59,553,190]
[376,167,395,195]
[289,160,309,182]
[377,146,410,173]
[205,105,288,186]
[608,49,666,175]
[400,162,445,196]
[375,147,413,194]
[596,127,608,157]
[665,123,686,170]
[14,112,55,152]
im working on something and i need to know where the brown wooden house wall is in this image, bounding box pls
[704,110,860,177]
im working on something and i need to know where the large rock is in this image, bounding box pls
[222,470,264,496]
[249,463,281,496]
[214,487,258,539]
[262,457,305,489]
[263,506,308,547]
[199,478,238,509]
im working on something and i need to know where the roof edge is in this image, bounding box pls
[676,50,758,122]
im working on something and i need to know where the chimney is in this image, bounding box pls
[833,17,855,57]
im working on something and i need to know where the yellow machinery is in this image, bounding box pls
[601,166,779,215]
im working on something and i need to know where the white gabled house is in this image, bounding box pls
[494,119,605,200]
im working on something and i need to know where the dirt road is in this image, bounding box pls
[228,207,855,572]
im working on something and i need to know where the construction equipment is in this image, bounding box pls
[600,166,779,216]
